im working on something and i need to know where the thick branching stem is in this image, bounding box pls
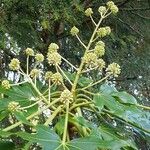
[62,101,70,144]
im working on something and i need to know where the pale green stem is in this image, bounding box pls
[78,89,96,95]
[77,94,92,101]
[61,56,78,71]
[44,105,63,126]
[48,79,51,103]
[34,76,37,86]
[20,100,42,110]
[29,79,49,105]
[3,98,60,132]
[26,56,29,75]
[136,104,150,110]
[81,66,97,73]
[62,101,70,144]
[69,102,92,111]
[75,35,87,49]
[10,81,27,86]
[90,15,97,26]
[57,65,73,86]
[82,74,110,90]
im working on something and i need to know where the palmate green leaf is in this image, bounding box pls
[18,125,62,150]
[99,83,117,95]
[94,92,150,134]
[68,130,137,150]
[98,123,137,150]
[0,141,15,150]
[112,91,137,104]
[14,111,33,126]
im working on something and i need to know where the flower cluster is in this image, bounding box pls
[30,69,40,78]
[8,101,21,112]
[60,89,73,103]
[106,62,121,77]
[98,6,107,15]
[47,43,61,66]
[96,59,106,70]
[70,26,79,36]
[83,52,98,68]
[51,72,63,85]
[97,26,111,37]
[94,41,105,57]
[107,1,118,14]
[1,80,10,89]
[9,58,20,71]
[25,48,34,56]
[35,53,44,63]
[45,71,53,80]
[48,43,59,53]
[47,52,61,66]
[85,8,93,17]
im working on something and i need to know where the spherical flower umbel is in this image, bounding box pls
[47,52,61,66]
[106,62,121,77]
[30,69,40,78]
[25,48,34,56]
[8,101,20,112]
[98,6,107,15]
[106,1,114,8]
[45,71,53,80]
[70,26,79,36]
[110,4,119,14]
[97,26,111,37]
[83,52,97,68]
[96,59,106,70]
[96,41,105,47]
[9,58,20,70]
[94,45,105,57]
[1,80,10,89]
[35,53,44,63]
[85,8,93,16]
[60,89,73,103]
[51,72,63,85]
[48,43,59,53]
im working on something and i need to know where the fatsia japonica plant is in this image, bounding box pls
[0,1,150,150]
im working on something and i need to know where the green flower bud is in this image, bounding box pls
[85,8,93,16]
[106,1,114,8]
[106,62,121,77]
[35,53,44,63]
[96,41,105,47]
[9,58,20,70]
[45,71,53,80]
[51,72,63,85]
[25,48,34,56]
[60,89,73,103]
[30,69,40,78]
[98,6,107,14]
[110,4,119,14]
[1,80,10,89]
[8,101,20,112]
[70,26,79,36]
[48,43,59,53]
[96,59,106,70]
[47,52,61,66]
[94,45,105,57]
[83,52,98,68]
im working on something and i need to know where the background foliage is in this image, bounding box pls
[0,0,150,149]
